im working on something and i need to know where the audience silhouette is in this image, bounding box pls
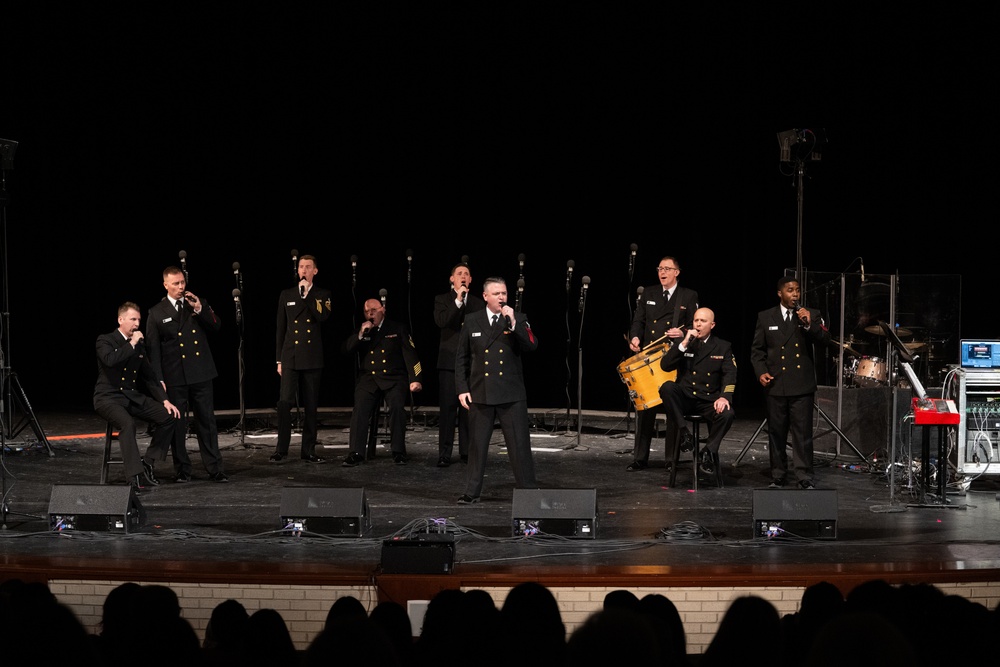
[2,576,998,666]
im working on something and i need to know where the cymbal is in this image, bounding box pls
[864,324,912,337]
[904,341,926,351]
[832,340,863,357]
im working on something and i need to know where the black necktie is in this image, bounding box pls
[176,300,183,315]
[491,314,499,327]
[663,290,669,301]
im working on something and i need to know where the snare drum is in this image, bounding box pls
[853,356,887,387]
[616,343,677,410]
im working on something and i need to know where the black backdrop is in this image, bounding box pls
[1,7,993,422]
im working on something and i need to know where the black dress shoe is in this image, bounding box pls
[457,494,480,504]
[799,479,815,489]
[141,459,159,486]
[342,453,364,467]
[129,476,146,494]
[209,472,229,483]
[698,451,715,475]
[269,452,287,463]
[393,453,409,465]
[679,430,695,453]
[769,478,787,488]
[174,471,192,483]
[626,460,647,472]
[302,455,326,464]
[437,456,451,468]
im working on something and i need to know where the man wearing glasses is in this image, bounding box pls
[625,257,698,471]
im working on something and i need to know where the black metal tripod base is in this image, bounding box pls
[733,403,865,466]
[2,370,54,457]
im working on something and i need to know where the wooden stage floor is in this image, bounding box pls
[3,405,1000,599]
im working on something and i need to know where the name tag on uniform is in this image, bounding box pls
[769,325,779,330]
[472,332,482,337]
[385,333,398,339]
[162,317,174,324]
[286,301,297,306]
[646,300,657,305]
[684,351,694,358]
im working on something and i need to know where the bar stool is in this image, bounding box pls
[101,422,124,484]
[668,414,724,489]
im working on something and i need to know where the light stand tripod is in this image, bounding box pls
[2,138,52,529]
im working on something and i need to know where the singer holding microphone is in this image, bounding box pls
[341,297,423,467]
[271,254,332,464]
[750,275,831,490]
[146,265,228,482]
[433,262,486,467]
[657,307,737,479]
[625,256,699,472]
[94,302,181,493]
[455,277,539,504]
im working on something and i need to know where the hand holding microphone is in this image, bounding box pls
[498,301,513,329]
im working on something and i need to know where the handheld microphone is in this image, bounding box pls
[291,248,299,280]
[299,283,305,299]
[350,255,358,288]
[579,276,590,312]
[178,250,188,281]
[566,259,574,292]
[461,254,469,264]
[232,288,241,302]
[406,248,413,284]
[232,261,240,275]
[636,285,644,305]
[379,288,387,307]
[516,278,525,311]
[499,301,511,328]
[518,253,525,270]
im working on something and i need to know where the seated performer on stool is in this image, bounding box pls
[658,307,737,476]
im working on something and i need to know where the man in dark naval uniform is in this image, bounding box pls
[625,256,698,471]
[433,261,486,467]
[271,254,332,463]
[342,297,423,466]
[146,265,227,482]
[94,301,181,492]
[455,276,539,504]
[750,275,831,489]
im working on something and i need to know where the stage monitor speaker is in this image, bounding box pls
[511,488,597,538]
[279,487,371,537]
[380,534,455,574]
[752,488,838,540]
[48,484,145,533]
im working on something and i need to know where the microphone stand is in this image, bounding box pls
[232,284,247,448]
[563,273,574,437]
[568,279,590,449]
[612,247,639,440]
[404,251,421,432]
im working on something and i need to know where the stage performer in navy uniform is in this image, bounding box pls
[146,265,228,483]
[271,254,332,464]
[455,276,539,504]
[625,256,698,471]
[341,297,423,467]
[433,261,486,467]
[750,275,831,489]
[94,301,181,492]
[658,307,737,477]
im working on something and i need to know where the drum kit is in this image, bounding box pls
[839,324,931,388]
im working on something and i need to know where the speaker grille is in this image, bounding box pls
[278,487,370,537]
